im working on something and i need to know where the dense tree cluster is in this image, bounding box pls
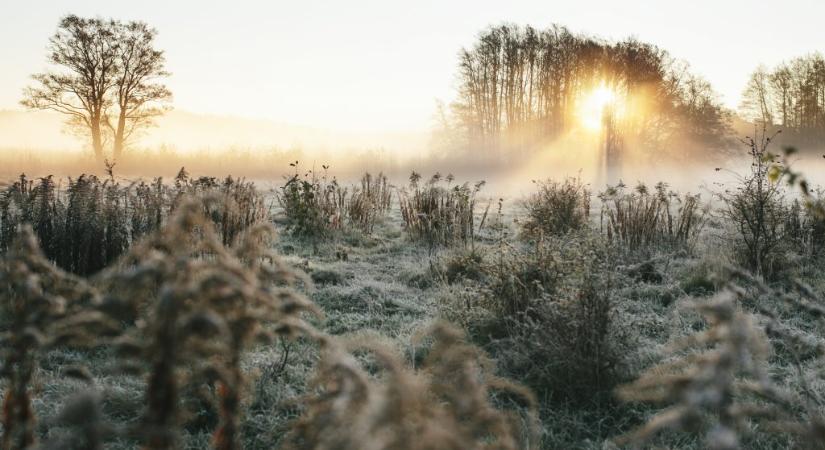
[741,54,825,145]
[444,24,732,161]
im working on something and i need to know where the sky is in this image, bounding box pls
[1,0,824,133]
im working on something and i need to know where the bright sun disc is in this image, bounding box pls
[578,85,618,131]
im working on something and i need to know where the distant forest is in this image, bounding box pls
[741,54,825,145]
[434,24,825,163]
[12,18,825,170]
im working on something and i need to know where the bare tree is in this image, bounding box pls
[451,24,732,161]
[740,65,774,126]
[22,15,171,162]
[107,21,171,160]
[742,54,825,146]
[770,64,794,128]
[21,16,119,162]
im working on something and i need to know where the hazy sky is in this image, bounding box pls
[1,0,823,132]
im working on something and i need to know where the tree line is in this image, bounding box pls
[20,17,825,165]
[741,54,825,145]
[22,15,171,162]
[441,24,733,162]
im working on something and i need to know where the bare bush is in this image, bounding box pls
[494,265,633,405]
[617,274,825,450]
[0,170,267,275]
[717,132,794,278]
[599,181,707,253]
[399,172,486,250]
[101,199,321,450]
[284,323,538,450]
[519,177,590,238]
[346,172,393,234]
[0,227,115,449]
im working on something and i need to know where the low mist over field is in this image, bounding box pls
[5,105,825,195]
[0,109,428,154]
[3,2,825,187]
[3,2,825,450]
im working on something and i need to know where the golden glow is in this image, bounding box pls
[577,84,619,132]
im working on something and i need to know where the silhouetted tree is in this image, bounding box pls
[107,21,171,160]
[450,24,732,161]
[741,65,774,126]
[22,16,119,162]
[21,15,171,162]
[742,53,825,146]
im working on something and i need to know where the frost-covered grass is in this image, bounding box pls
[7,174,825,450]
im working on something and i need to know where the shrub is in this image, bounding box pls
[482,237,562,317]
[441,248,486,284]
[278,163,393,240]
[616,275,825,449]
[785,196,825,258]
[346,172,392,234]
[599,181,707,253]
[452,229,634,406]
[284,323,538,450]
[717,133,797,278]
[398,172,485,250]
[279,162,345,239]
[0,170,267,275]
[0,226,115,449]
[520,177,590,238]
[101,199,321,450]
[495,267,633,405]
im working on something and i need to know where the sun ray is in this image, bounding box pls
[578,84,619,131]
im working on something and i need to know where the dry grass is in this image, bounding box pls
[617,271,825,450]
[0,170,267,275]
[0,226,116,449]
[519,177,590,239]
[346,172,392,234]
[5,153,825,450]
[0,189,539,450]
[398,172,486,250]
[285,323,538,450]
[599,181,708,254]
[277,163,393,241]
[99,198,321,450]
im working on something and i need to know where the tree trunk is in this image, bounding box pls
[113,110,127,160]
[90,115,104,163]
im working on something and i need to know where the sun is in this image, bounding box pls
[578,84,619,131]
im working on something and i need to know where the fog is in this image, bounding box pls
[4,107,824,202]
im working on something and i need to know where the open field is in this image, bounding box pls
[4,4,825,449]
[2,144,825,449]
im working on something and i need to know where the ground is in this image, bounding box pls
[20,192,825,449]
